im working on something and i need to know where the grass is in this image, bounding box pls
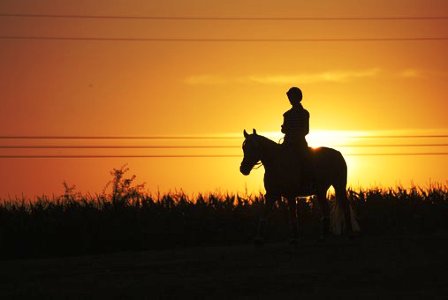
[0,166,447,259]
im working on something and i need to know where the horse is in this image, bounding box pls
[240,129,357,244]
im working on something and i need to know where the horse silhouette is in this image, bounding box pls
[240,129,357,243]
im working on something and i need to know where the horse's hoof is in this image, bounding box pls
[289,238,300,246]
[347,231,361,240]
[253,237,265,247]
[319,234,327,241]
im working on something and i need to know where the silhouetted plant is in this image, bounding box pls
[0,167,446,259]
[103,164,146,207]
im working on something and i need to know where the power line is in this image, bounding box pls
[0,153,447,159]
[348,152,448,156]
[1,143,448,149]
[0,145,241,149]
[0,145,239,149]
[346,135,448,139]
[0,155,241,159]
[1,13,448,21]
[0,136,241,140]
[1,36,448,42]
[1,135,447,140]
[323,143,448,148]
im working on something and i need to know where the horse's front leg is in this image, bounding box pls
[254,193,277,246]
[286,196,300,244]
[316,191,330,239]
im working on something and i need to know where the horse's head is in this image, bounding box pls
[240,129,261,176]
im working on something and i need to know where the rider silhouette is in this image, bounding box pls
[281,87,313,187]
[282,87,309,149]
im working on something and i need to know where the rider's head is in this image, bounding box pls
[286,87,302,106]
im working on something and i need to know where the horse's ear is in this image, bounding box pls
[253,129,257,135]
[243,129,249,138]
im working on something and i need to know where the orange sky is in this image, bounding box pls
[0,1,447,198]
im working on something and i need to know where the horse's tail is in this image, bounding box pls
[331,198,361,235]
[331,150,361,235]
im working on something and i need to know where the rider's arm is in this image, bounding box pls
[303,110,310,136]
[281,117,287,133]
[281,110,292,134]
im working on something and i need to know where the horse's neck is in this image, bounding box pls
[258,136,280,165]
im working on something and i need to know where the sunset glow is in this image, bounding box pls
[0,1,447,198]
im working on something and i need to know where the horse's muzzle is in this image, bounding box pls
[240,164,251,176]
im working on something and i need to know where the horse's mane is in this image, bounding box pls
[256,134,279,145]
[254,134,281,151]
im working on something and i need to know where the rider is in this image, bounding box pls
[281,87,312,186]
[282,87,309,150]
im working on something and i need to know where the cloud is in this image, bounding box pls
[184,75,229,85]
[398,69,420,78]
[248,68,381,84]
[184,68,381,85]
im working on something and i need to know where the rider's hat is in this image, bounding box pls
[287,87,302,101]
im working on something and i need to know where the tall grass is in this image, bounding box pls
[0,167,447,259]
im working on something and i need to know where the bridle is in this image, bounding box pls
[241,137,264,171]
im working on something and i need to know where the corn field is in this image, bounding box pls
[0,167,447,259]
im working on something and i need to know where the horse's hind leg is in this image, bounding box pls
[335,185,353,235]
[287,196,300,244]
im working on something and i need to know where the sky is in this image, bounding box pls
[0,0,447,198]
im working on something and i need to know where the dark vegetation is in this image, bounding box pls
[0,166,447,259]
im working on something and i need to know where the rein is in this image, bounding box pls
[252,135,280,169]
[253,161,263,169]
[242,134,281,171]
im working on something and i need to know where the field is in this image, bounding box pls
[0,170,447,297]
[1,233,448,297]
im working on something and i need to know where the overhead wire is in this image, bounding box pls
[1,36,447,42]
[1,13,448,21]
[1,135,448,140]
[1,13,448,42]
[0,14,447,156]
[1,153,448,159]
[0,136,241,140]
[0,143,448,149]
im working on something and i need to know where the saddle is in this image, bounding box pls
[281,144,316,194]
